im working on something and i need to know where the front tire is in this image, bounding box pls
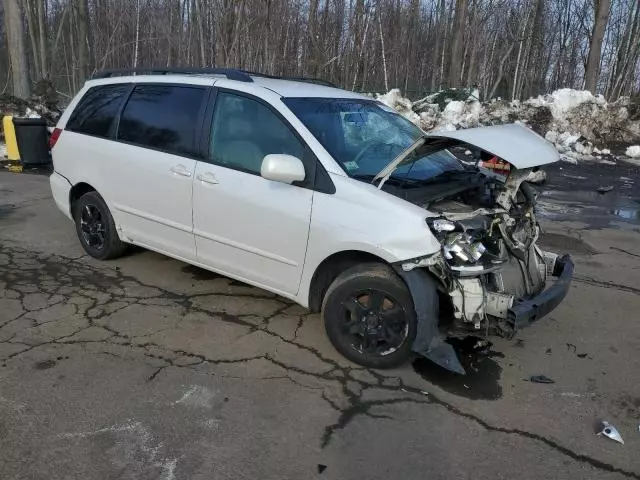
[322,263,417,369]
[73,191,127,260]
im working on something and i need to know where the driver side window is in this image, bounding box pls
[209,92,305,175]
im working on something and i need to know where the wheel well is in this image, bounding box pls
[308,250,388,313]
[69,182,96,213]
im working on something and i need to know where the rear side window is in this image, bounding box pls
[66,84,131,138]
[117,84,205,156]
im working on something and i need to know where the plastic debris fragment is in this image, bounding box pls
[597,421,624,445]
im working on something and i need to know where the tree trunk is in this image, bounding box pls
[3,0,31,98]
[76,0,91,82]
[37,0,47,78]
[448,0,468,87]
[431,0,446,90]
[584,0,611,93]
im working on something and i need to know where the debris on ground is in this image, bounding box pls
[596,185,614,194]
[317,464,327,474]
[376,87,640,164]
[597,421,624,445]
[528,375,555,384]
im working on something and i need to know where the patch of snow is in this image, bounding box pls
[601,148,611,155]
[173,385,215,409]
[526,170,547,184]
[574,142,593,156]
[560,154,579,164]
[599,159,617,165]
[625,145,640,158]
[0,143,7,159]
[24,107,41,119]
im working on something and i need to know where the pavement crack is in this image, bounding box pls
[610,246,640,258]
[573,274,640,296]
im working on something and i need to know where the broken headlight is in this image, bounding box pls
[430,218,456,232]
[443,233,487,264]
[427,218,487,265]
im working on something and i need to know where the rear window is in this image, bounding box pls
[117,84,206,156]
[66,84,131,138]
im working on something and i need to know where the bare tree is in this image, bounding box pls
[585,0,611,93]
[3,0,30,98]
[448,0,468,87]
[1,0,639,101]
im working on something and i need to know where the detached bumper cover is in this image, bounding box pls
[508,254,574,329]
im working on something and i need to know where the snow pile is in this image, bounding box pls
[0,143,7,159]
[376,89,420,125]
[626,145,640,158]
[376,87,640,163]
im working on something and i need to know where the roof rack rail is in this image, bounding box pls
[92,68,254,82]
[242,71,337,88]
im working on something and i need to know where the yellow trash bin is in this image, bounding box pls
[2,115,20,161]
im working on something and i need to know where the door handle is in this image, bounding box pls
[170,165,192,177]
[196,172,219,185]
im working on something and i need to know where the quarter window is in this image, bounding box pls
[209,92,305,175]
[67,84,131,138]
[117,85,205,156]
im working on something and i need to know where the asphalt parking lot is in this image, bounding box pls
[1,166,639,479]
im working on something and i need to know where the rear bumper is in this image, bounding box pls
[507,254,574,329]
[50,171,73,220]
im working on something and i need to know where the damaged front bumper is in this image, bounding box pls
[396,252,574,375]
[506,254,574,331]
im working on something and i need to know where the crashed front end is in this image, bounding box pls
[393,126,574,374]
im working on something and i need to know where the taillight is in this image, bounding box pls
[49,128,62,149]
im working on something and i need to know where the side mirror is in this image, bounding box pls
[261,154,305,184]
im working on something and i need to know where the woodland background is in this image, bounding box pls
[1,0,639,102]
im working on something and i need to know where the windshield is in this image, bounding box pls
[284,98,464,182]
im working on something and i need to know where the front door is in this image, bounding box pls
[193,91,313,295]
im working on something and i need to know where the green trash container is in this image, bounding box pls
[12,117,51,166]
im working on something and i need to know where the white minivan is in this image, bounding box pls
[50,68,573,373]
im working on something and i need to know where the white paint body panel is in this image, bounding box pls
[193,162,313,296]
[427,123,560,168]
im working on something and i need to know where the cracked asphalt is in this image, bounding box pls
[1,169,640,479]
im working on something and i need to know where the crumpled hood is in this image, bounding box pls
[426,123,559,169]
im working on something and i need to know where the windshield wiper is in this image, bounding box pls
[419,169,478,184]
[351,173,423,187]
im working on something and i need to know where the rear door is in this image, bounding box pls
[105,84,208,260]
[192,90,314,295]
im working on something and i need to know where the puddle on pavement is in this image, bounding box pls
[181,264,221,281]
[181,264,247,286]
[412,336,504,400]
[537,232,597,255]
[536,162,640,229]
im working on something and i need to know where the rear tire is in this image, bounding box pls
[73,191,127,260]
[322,263,416,369]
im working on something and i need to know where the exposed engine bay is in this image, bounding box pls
[398,165,560,339]
[372,125,573,374]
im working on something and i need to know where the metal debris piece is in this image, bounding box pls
[529,375,555,384]
[597,421,624,445]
